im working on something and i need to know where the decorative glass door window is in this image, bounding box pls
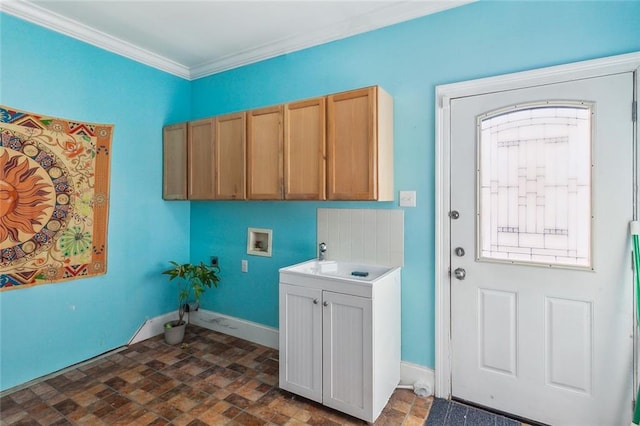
[477,103,592,268]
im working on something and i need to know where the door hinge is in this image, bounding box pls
[633,100,637,123]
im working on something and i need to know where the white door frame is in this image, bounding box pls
[434,51,640,399]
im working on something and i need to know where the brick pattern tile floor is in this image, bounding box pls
[0,326,433,425]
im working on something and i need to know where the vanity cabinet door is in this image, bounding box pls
[188,118,216,200]
[163,123,187,200]
[215,112,246,200]
[247,105,283,199]
[326,86,393,201]
[284,97,326,200]
[322,291,373,420]
[279,284,323,403]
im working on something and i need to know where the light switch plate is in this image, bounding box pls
[399,191,417,207]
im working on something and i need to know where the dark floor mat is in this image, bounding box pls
[425,398,521,426]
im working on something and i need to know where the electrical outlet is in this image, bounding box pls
[210,256,219,267]
[241,259,248,273]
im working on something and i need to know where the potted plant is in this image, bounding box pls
[162,260,221,344]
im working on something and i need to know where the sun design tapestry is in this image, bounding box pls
[0,106,113,290]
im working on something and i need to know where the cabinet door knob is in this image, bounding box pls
[323,301,329,307]
[313,298,319,304]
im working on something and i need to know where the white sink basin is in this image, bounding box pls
[281,259,393,282]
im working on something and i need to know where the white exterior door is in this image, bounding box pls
[449,72,635,425]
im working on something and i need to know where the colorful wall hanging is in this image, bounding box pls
[0,106,113,289]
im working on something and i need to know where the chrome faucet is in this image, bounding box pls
[318,242,327,261]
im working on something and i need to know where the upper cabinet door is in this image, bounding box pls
[188,118,216,200]
[327,86,394,201]
[215,112,246,200]
[163,123,187,200]
[284,97,326,200]
[247,105,284,200]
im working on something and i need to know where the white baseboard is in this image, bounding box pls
[399,361,435,396]
[190,309,279,349]
[130,309,433,395]
[129,311,180,345]
[129,309,278,348]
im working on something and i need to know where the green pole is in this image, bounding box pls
[632,221,640,425]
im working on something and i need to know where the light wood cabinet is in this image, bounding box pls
[164,85,393,202]
[164,114,246,200]
[284,97,326,200]
[215,112,246,200]
[327,86,393,201]
[247,105,283,200]
[188,118,216,200]
[163,123,187,200]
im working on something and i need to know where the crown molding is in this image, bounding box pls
[0,0,191,79]
[2,0,472,81]
[190,1,472,79]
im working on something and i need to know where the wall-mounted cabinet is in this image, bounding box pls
[215,112,246,200]
[327,86,394,201]
[163,123,188,200]
[247,105,283,200]
[188,118,216,200]
[163,114,246,200]
[163,85,393,202]
[284,97,326,200]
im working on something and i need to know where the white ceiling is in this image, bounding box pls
[1,0,471,80]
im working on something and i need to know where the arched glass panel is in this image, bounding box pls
[477,103,592,268]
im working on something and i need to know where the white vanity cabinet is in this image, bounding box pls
[279,261,401,423]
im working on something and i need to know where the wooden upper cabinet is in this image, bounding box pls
[163,123,188,200]
[164,85,393,202]
[215,112,246,200]
[284,97,326,200]
[188,118,216,200]
[247,105,284,200]
[327,86,394,201]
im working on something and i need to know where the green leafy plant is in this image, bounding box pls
[162,261,221,326]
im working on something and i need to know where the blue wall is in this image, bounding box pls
[189,0,640,369]
[0,14,191,391]
[1,0,639,391]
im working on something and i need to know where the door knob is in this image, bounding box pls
[449,210,460,219]
[455,247,465,257]
[454,268,466,280]
[313,298,319,304]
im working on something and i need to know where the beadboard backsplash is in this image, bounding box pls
[317,208,404,267]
